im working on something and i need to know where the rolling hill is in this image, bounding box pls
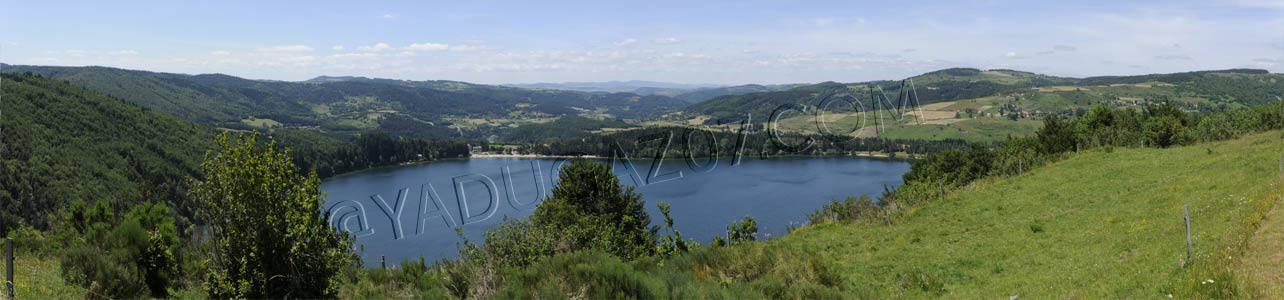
[676,68,1284,143]
[0,65,690,138]
[0,72,217,229]
[778,129,1284,298]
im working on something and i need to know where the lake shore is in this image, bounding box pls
[469,153,604,159]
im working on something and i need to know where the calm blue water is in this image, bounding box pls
[320,157,910,266]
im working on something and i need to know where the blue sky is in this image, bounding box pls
[3,0,1284,84]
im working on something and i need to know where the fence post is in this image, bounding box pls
[380,255,386,270]
[5,237,13,300]
[1184,205,1193,266]
[938,179,944,202]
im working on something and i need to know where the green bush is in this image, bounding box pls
[190,132,357,298]
[655,202,696,258]
[499,250,665,299]
[497,247,845,300]
[61,244,148,299]
[808,194,883,224]
[726,216,758,244]
[477,159,659,269]
[6,225,47,254]
[531,159,658,260]
[57,201,181,299]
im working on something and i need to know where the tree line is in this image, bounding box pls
[520,125,970,160]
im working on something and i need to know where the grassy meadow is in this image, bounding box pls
[775,130,1284,298]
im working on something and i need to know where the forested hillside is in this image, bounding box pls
[0,73,216,230]
[0,65,689,138]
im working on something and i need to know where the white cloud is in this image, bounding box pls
[653,37,682,45]
[1155,55,1193,60]
[404,42,450,51]
[330,53,378,59]
[378,14,396,19]
[210,50,231,56]
[110,50,139,55]
[332,45,344,51]
[52,50,91,57]
[358,42,392,52]
[449,44,484,51]
[1225,0,1284,9]
[398,51,416,57]
[256,45,314,52]
[1004,52,1030,59]
[614,38,638,46]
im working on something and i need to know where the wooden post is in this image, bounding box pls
[1277,153,1281,183]
[1184,205,1193,266]
[1019,159,1023,176]
[380,255,386,270]
[5,238,13,300]
[938,179,944,202]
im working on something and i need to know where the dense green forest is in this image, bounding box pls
[278,130,473,178]
[0,73,216,231]
[0,65,690,133]
[496,115,636,143]
[0,73,478,231]
[522,126,968,159]
[668,83,806,103]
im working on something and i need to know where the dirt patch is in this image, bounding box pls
[919,101,956,111]
[916,110,957,122]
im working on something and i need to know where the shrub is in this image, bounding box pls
[726,216,758,244]
[808,194,883,224]
[57,201,181,299]
[655,202,696,258]
[479,159,658,268]
[499,250,665,299]
[7,225,47,254]
[190,132,357,298]
[61,242,149,299]
[531,159,658,260]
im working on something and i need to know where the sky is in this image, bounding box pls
[3,0,1284,84]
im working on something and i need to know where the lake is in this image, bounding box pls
[321,156,910,266]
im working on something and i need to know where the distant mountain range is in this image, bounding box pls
[502,80,807,102]
[0,64,689,139]
[4,63,1282,144]
[502,80,724,93]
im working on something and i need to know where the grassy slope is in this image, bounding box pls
[775,131,1284,298]
[1242,190,1284,298]
[0,255,84,300]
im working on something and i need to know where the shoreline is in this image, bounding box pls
[323,151,915,180]
[468,153,604,159]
